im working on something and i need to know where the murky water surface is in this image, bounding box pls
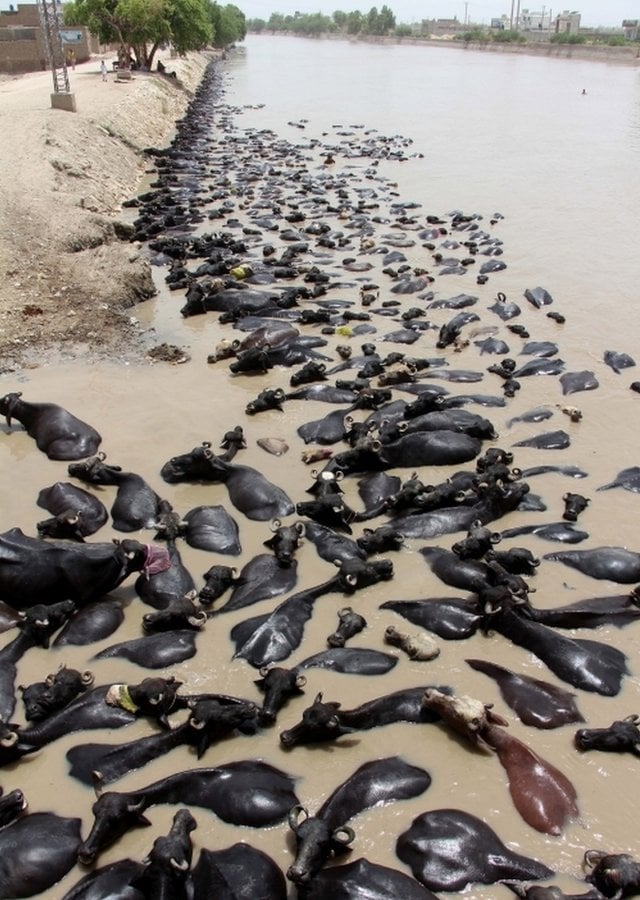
[2,35,640,898]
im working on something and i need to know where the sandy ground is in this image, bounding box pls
[0,51,212,373]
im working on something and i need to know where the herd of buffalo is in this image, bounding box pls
[2,56,640,899]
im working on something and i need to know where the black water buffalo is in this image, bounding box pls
[0,786,26,828]
[575,715,640,755]
[0,812,82,898]
[327,607,367,647]
[396,808,552,892]
[68,454,162,532]
[563,492,590,522]
[20,666,94,722]
[0,599,77,721]
[78,761,299,864]
[287,757,431,885]
[254,665,307,725]
[130,808,196,899]
[584,848,640,897]
[142,590,207,632]
[198,564,239,605]
[263,520,305,565]
[160,442,294,521]
[0,392,101,460]
[36,481,108,539]
[0,528,169,609]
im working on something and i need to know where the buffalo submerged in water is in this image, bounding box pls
[1,54,640,900]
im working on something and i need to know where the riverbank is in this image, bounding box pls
[257,30,640,65]
[0,50,213,373]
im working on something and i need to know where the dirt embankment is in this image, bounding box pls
[0,51,213,373]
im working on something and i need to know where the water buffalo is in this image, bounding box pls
[0,528,169,609]
[575,715,640,755]
[584,849,640,897]
[160,442,294,520]
[0,392,101,460]
[0,812,82,898]
[396,808,553,892]
[78,761,299,864]
[254,665,306,725]
[287,757,431,885]
[20,666,94,722]
[68,454,162,532]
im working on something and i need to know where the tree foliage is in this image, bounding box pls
[249,6,398,37]
[209,2,246,48]
[64,0,245,69]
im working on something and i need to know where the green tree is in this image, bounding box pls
[209,2,246,47]
[267,12,286,29]
[346,10,362,33]
[332,10,347,28]
[378,4,395,33]
[64,0,213,68]
[290,12,334,34]
[247,17,266,32]
[366,6,379,34]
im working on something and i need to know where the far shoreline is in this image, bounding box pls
[252,30,640,66]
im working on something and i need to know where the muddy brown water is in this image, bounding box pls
[2,37,640,899]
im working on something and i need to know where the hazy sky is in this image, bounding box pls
[239,1,638,28]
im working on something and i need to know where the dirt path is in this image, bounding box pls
[0,51,212,373]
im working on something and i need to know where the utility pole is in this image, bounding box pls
[464,1,469,26]
[510,0,515,30]
[38,0,76,111]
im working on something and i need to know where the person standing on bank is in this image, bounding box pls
[100,59,107,82]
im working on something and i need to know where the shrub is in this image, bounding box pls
[550,32,586,44]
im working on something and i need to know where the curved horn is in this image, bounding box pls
[270,519,281,533]
[0,731,18,747]
[126,798,146,813]
[332,825,356,846]
[92,771,104,797]
[170,857,190,872]
[583,849,607,869]
[82,670,95,686]
[288,804,308,830]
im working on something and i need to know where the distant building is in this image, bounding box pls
[554,10,581,35]
[519,8,553,31]
[0,2,94,73]
[622,19,639,40]
[419,17,466,37]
